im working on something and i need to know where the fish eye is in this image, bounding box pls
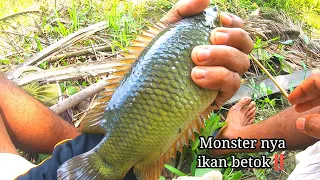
[204,7,218,18]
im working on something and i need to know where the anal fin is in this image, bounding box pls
[133,106,215,180]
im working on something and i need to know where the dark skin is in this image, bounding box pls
[0,0,251,154]
[211,105,319,156]
[210,74,320,157]
[0,74,80,154]
[163,0,320,157]
[1,0,318,166]
[288,74,320,139]
[161,0,252,109]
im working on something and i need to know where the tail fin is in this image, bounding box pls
[57,150,124,180]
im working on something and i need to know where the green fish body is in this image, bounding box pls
[58,7,220,180]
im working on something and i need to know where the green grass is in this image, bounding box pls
[214,0,320,37]
[0,0,39,18]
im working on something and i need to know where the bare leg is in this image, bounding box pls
[0,73,80,154]
[210,100,319,157]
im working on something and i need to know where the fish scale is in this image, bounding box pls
[58,7,220,180]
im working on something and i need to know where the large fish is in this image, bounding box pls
[58,7,220,180]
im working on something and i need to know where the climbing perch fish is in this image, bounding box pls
[57,7,220,180]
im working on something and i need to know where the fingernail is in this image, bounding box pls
[221,13,232,26]
[213,32,229,45]
[197,47,210,62]
[296,118,306,131]
[194,68,206,79]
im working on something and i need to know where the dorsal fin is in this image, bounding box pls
[155,21,169,29]
[126,46,145,54]
[136,34,154,42]
[131,40,148,47]
[147,25,162,34]
[141,30,155,37]
[133,106,214,180]
[78,23,168,134]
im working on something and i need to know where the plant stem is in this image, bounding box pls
[249,53,289,99]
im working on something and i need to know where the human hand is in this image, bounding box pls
[288,74,320,112]
[288,74,320,138]
[161,0,252,109]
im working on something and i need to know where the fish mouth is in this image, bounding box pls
[203,6,220,28]
[204,6,219,15]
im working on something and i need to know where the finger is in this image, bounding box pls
[248,117,255,125]
[191,66,241,108]
[288,74,320,105]
[210,27,253,54]
[160,0,210,24]
[220,12,245,28]
[295,96,320,112]
[192,45,250,75]
[247,113,256,122]
[246,106,256,118]
[296,114,320,139]
[245,101,256,111]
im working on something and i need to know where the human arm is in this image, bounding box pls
[0,0,250,155]
[288,74,320,139]
[209,105,319,157]
[0,73,80,154]
[10,0,252,178]
[209,75,320,157]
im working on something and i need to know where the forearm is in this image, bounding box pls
[0,73,80,153]
[210,105,319,157]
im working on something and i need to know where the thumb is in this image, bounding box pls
[296,114,320,139]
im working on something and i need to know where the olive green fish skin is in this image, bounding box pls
[58,7,219,180]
